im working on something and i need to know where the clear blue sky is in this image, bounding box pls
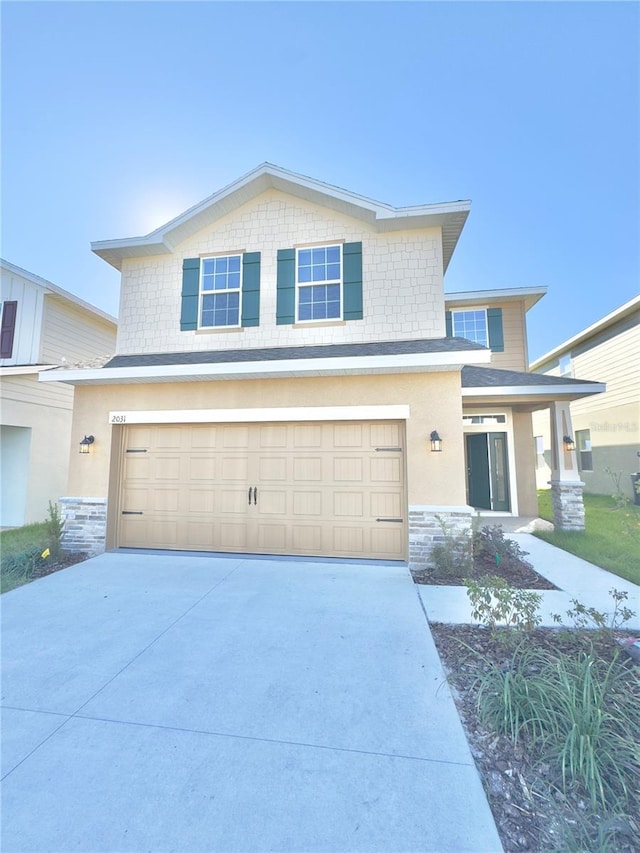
[2,1,638,362]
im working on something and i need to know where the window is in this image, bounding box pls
[535,435,545,468]
[296,245,342,322]
[559,354,572,377]
[576,429,593,471]
[200,255,241,328]
[1,300,17,359]
[452,310,488,347]
[462,414,506,425]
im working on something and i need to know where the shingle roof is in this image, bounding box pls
[461,366,598,388]
[104,337,486,369]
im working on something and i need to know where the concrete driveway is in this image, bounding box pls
[1,552,501,852]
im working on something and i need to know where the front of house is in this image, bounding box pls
[40,165,604,565]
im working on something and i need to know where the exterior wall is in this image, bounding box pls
[0,374,74,525]
[446,299,529,372]
[117,189,445,355]
[533,317,640,499]
[66,371,468,554]
[0,267,45,366]
[40,297,116,364]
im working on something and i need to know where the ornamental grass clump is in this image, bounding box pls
[475,642,640,811]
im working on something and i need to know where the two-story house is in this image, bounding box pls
[39,165,603,565]
[1,259,117,527]
[531,295,639,500]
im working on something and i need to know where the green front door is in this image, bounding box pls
[466,432,510,512]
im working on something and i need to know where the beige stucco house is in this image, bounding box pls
[39,165,604,564]
[1,259,117,527]
[531,296,639,500]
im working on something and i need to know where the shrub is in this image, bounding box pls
[44,500,64,558]
[466,574,542,634]
[552,589,636,638]
[429,515,473,579]
[0,547,44,593]
[473,524,532,572]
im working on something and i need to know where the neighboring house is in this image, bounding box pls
[0,259,117,527]
[39,164,604,564]
[531,296,640,500]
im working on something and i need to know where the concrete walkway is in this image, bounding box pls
[1,552,503,853]
[420,533,640,631]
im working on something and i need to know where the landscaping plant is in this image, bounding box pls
[465,574,542,636]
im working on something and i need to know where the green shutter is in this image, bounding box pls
[487,308,504,352]
[181,258,200,331]
[276,248,295,324]
[342,242,363,321]
[241,252,260,327]
[445,311,452,337]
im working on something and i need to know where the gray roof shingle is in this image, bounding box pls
[461,366,598,388]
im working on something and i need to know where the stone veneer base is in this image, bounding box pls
[408,505,473,571]
[58,497,107,556]
[550,480,585,531]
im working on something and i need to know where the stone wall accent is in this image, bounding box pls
[408,505,473,571]
[58,497,107,556]
[550,480,585,531]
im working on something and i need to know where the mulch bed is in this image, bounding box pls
[431,624,640,852]
[411,553,557,590]
[30,552,89,579]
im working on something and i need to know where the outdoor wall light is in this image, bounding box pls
[430,430,442,452]
[79,435,95,454]
[563,435,576,452]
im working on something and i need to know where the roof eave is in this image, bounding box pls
[38,347,491,386]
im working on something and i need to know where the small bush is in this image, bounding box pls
[466,574,542,634]
[44,500,64,558]
[473,524,532,572]
[429,515,473,579]
[552,589,636,637]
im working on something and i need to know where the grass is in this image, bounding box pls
[1,522,50,593]
[536,491,640,585]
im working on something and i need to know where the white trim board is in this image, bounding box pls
[108,405,411,425]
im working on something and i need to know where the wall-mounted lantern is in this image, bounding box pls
[79,435,95,454]
[430,430,442,452]
[563,435,576,452]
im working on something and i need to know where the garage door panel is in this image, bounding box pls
[292,491,322,516]
[119,421,406,559]
[333,492,364,517]
[188,456,216,480]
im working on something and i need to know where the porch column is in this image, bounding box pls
[549,401,585,530]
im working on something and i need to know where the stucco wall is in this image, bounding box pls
[116,189,445,355]
[67,372,467,514]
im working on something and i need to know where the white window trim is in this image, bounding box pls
[295,243,343,324]
[452,307,488,347]
[462,408,519,516]
[198,253,243,330]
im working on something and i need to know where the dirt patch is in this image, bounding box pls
[431,624,640,852]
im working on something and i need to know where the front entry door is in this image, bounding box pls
[466,432,510,512]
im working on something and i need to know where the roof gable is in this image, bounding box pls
[91,163,471,272]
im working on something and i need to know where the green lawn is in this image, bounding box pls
[1,522,50,593]
[536,491,640,585]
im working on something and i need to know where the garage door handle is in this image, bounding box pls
[122,511,144,515]
[375,447,402,452]
[376,517,403,523]
[248,487,252,505]
[248,487,258,505]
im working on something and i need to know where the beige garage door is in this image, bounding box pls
[118,421,406,560]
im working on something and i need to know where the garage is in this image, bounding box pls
[117,420,406,560]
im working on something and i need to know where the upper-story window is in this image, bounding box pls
[200,255,242,327]
[446,306,504,352]
[559,353,572,377]
[296,245,342,322]
[452,309,488,347]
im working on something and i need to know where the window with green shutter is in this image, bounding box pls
[276,242,362,325]
[180,253,261,330]
[448,307,504,352]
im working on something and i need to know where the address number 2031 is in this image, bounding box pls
[110,414,127,424]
